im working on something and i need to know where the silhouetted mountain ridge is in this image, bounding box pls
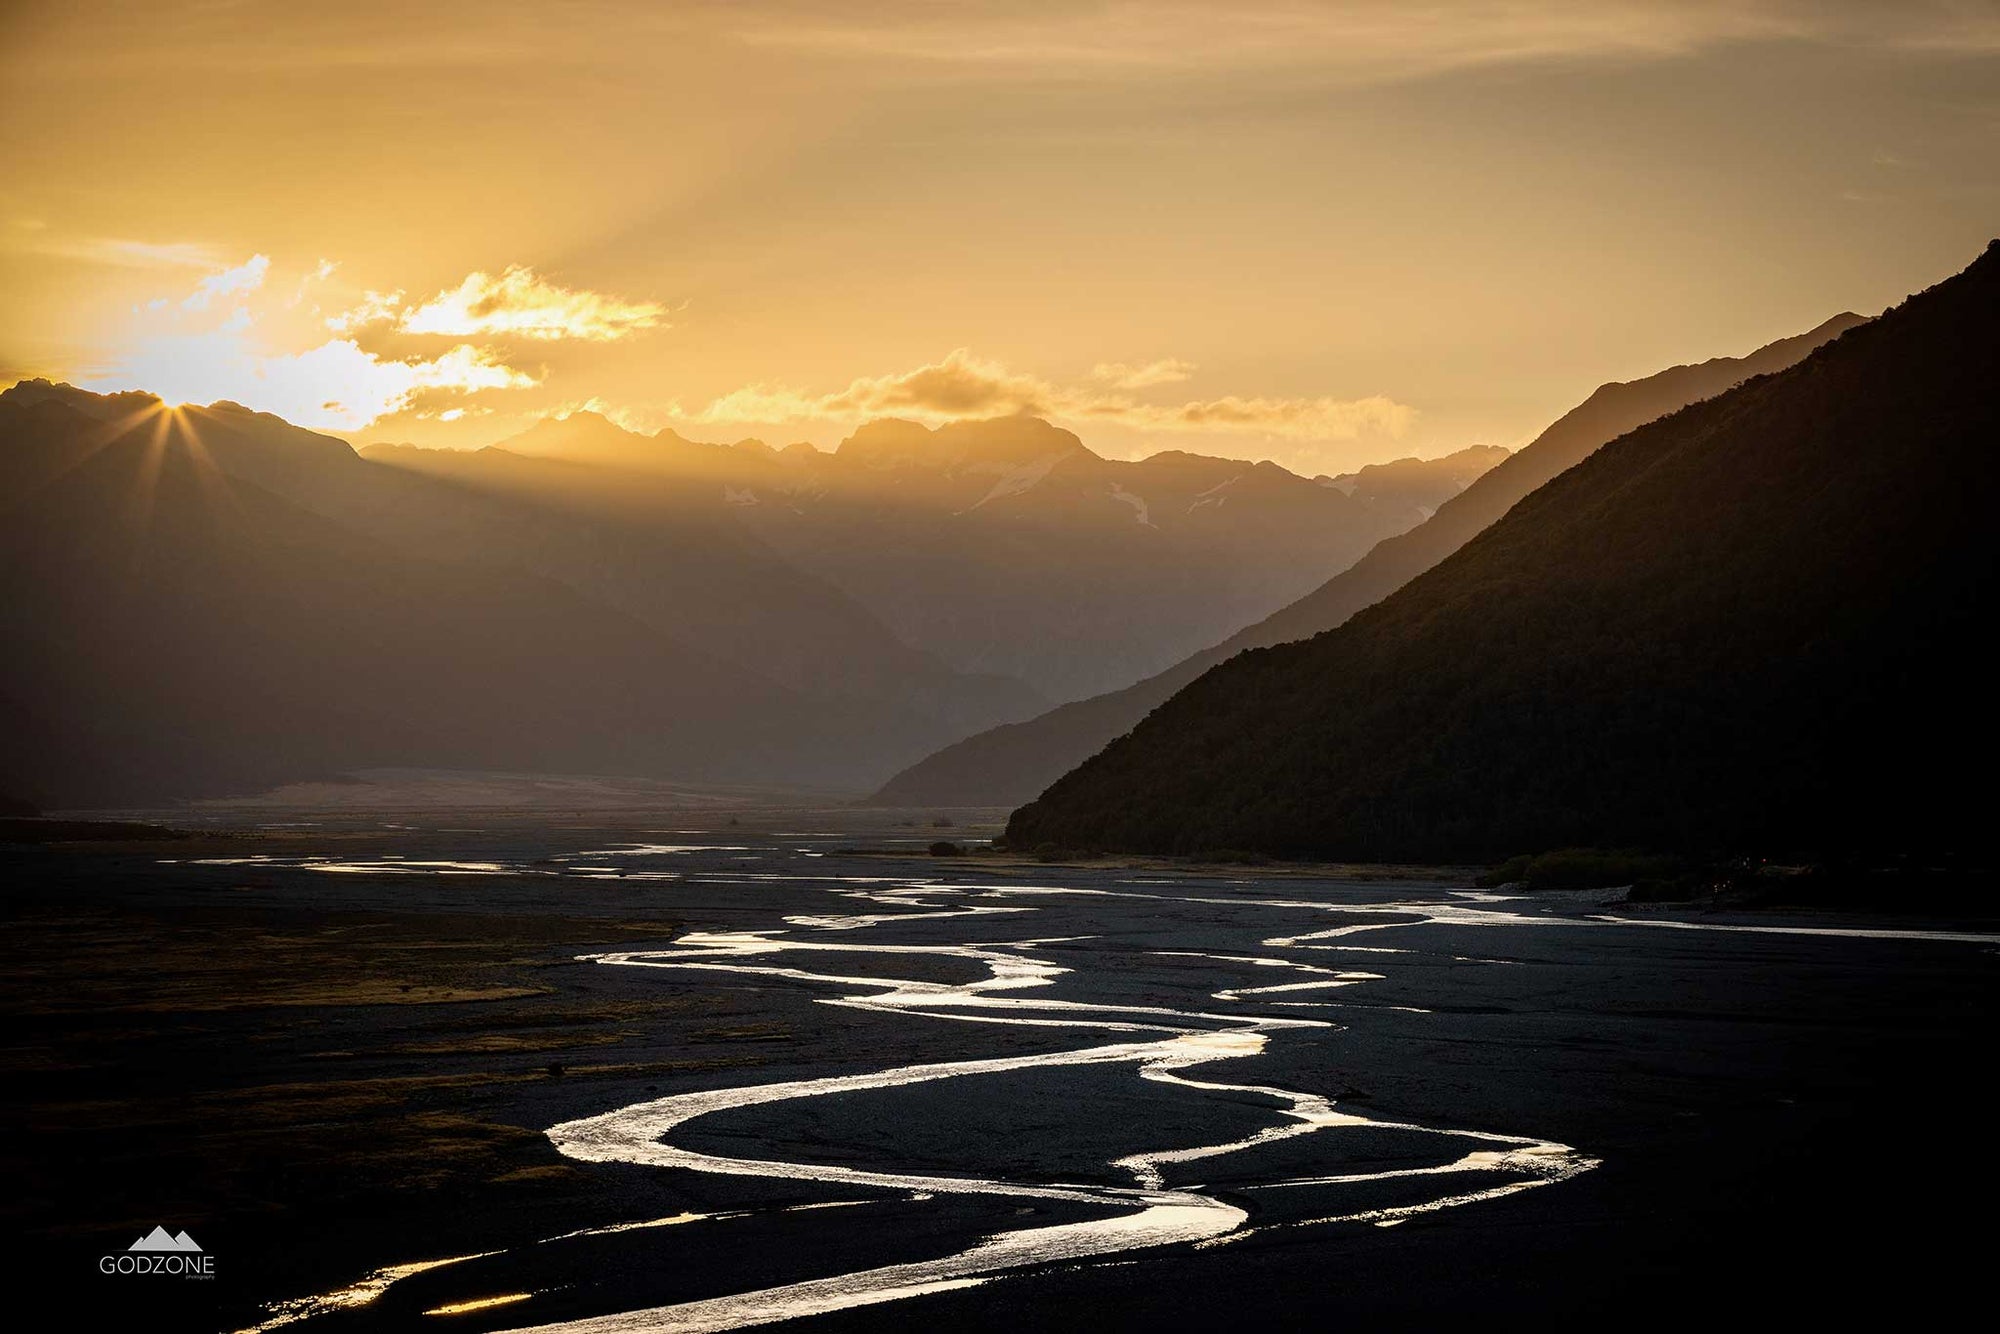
[422,411,1505,699]
[871,312,1864,805]
[2,378,1488,804]
[0,389,1042,804]
[837,415,1093,472]
[0,398,845,805]
[1005,246,1992,858]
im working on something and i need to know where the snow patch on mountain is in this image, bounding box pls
[1108,482,1157,527]
[962,453,1066,512]
[1189,474,1244,511]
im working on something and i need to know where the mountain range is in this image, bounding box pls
[0,389,848,806]
[384,413,1501,700]
[1005,245,1995,859]
[872,312,1865,806]
[0,386,1484,807]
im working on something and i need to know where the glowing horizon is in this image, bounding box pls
[3,1,1994,472]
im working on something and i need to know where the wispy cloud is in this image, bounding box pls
[549,396,689,435]
[700,350,1056,424]
[1082,392,1414,441]
[696,348,1413,445]
[14,2,1993,82]
[84,255,539,430]
[9,230,225,271]
[181,254,270,311]
[1089,358,1196,389]
[335,266,666,342]
[286,258,340,307]
[324,288,406,334]
[731,2,2000,79]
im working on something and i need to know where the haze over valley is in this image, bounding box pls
[1,386,1498,808]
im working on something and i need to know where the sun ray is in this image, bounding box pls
[121,400,175,544]
[172,406,247,531]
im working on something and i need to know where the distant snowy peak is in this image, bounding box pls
[1321,444,1512,495]
[470,406,1507,542]
[962,453,1071,511]
[837,416,1095,473]
[1317,445,1512,517]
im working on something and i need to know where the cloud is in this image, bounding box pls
[701,350,1053,424]
[325,288,406,333]
[696,348,1413,445]
[181,254,269,311]
[83,255,539,430]
[546,396,688,435]
[17,2,1994,83]
[287,257,340,307]
[10,233,225,270]
[93,328,535,432]
[389,265,665,341]
[732,2,2000,79]
[823,349,1053,416]
[1089,358,1196,389]
[1084,393,1415,441]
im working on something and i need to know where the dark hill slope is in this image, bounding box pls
[0,386,1051,800]
[873,313,1863,807]
[0,405,846,806]
[355,441,1042,731]
[1006,246,1996,859]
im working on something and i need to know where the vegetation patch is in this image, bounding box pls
[1476,848,1683,892]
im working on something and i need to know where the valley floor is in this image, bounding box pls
[5,809,1994,1331]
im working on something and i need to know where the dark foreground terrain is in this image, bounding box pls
[5,809,1994,1331]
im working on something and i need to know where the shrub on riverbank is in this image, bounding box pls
[1476,848,1682,891]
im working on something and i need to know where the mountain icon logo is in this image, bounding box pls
[129,1226,202,1253]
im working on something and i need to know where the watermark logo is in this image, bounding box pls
[101,1226,214,1278]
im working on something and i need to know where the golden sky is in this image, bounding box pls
[2,1,1995,472]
